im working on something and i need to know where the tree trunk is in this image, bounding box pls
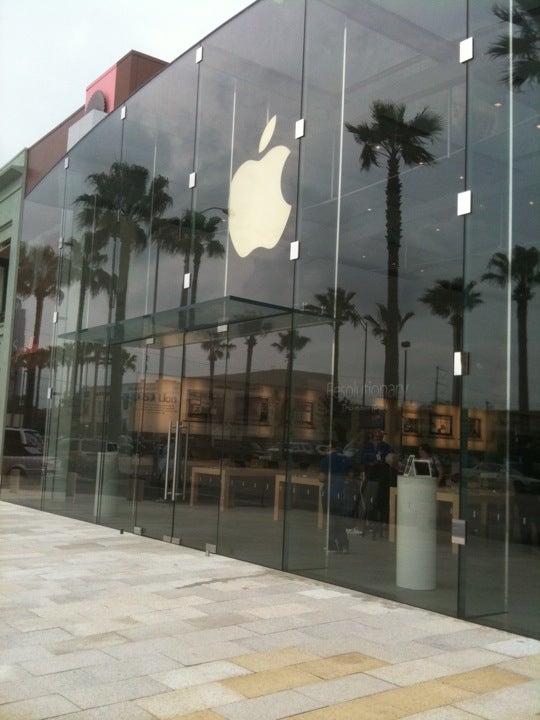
[243,337,256,423]
[451,321,461,407]
[384,154,401,395]
[181,250,190,307]
[516,299,529,412]
[23,294,44,425]
[333,323,340,397]
[107,237,131,441]
[191,251,201,305]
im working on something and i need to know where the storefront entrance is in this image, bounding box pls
[51,298,328,571]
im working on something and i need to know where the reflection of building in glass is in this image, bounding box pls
[1,1,539,642]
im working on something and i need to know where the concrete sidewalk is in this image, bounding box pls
[0,501,538,720]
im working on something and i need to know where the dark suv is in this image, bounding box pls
[2,427,44,480]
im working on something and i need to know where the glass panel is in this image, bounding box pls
[99,340,181,534]
[216,320,292,569]
[461,0,540,638]
[289,0,466,617]
[171,330,226,551]
[192,0,304,308]
[1,163,67,510]
[119,56,198,318]
[41,116,124,522]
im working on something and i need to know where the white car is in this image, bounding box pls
[2,427,44,481]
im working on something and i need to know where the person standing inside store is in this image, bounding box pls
[319,443,354,552]
[360,429,394,533]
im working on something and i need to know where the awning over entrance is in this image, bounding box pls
[59,295,331,346]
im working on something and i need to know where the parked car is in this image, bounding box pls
[55,437,118,479]
[2,427,45,481]
[453,462,536,491]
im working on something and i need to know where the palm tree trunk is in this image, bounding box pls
[23,294,44,425]
[452,321,461,406]
[243,336,256,423]
[107,237,131,441]
[384,155,401,394]
[333,324,340,397]
[191,251,201,305]
[91,344,102,434]
[516,300,529,412]
[181,250,190,306]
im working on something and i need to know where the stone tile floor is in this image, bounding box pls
[0,501,538,720]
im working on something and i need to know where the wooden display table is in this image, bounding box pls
[190,465,277,511]
[274,473,323,527]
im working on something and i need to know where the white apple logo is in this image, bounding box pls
[228,115,291,258]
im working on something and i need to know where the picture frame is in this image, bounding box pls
[429,414,452,436]
[402,416,419,435]
[468,417,482,439]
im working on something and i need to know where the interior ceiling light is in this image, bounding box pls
[494,102,502,107]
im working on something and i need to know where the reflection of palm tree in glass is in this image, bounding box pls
[69,231,112,333]
[76,162,173,438]
[243,334,258,424]
[76,162,173,322]
[304,287,361,396]
[419,278,482,406]
[201,335,236,420]
[188,211,225,305]
[364,303,414,349]
[88,342,107,433]
[488,2,540,88]
[271,330,311,362]
[17,243,62,424]
[272,330,311,445]
[346,101,441,394]
[482,246,540,412]
[241,322,273,423]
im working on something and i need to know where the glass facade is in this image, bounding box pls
[2,0,538,639]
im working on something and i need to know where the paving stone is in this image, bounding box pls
[1,502,536,720]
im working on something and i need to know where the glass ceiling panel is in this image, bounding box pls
[59,295,330,345]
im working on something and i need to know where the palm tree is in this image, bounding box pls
[304,287,361,396]
[419,278,483,405]
[345,101,441,394]
[76,162,173,323]
[271,330,311,363]
[189,211,225,305]
[488,1,540,88]
[272,329,311,445]
[364,303,414,348]
[243,334,258,423]
[201,335,236,420]
[76,162,173,439]
[17,243,63,425]
[482,246,540,412]
[174,209,226,306]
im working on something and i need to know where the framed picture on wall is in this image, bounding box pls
[429,414,452,436]
[468,417,482,439]
[402,416,419,435]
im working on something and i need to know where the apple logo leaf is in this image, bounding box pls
[259,115,277,154]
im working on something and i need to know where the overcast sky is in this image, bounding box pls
[0,0,253,168]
